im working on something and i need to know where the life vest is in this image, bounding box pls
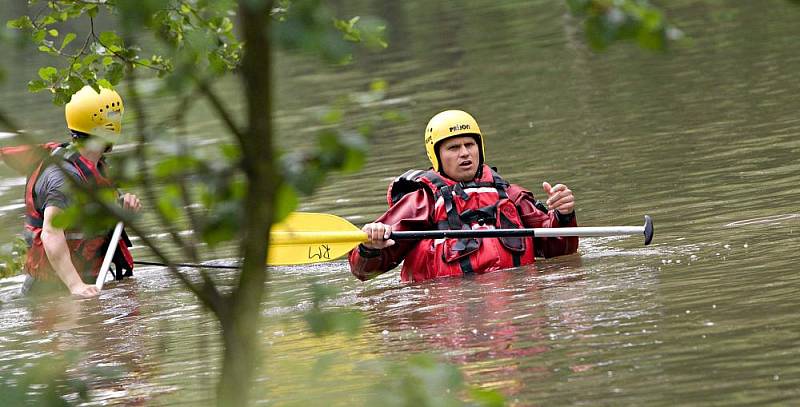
[386,164,535,282]
[2,142,133,282]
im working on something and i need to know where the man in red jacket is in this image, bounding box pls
[349,110,578,282]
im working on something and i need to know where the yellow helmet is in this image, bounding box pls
[424,110,484,172]
[65,85,124,138]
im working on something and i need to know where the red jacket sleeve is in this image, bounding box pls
[508,184,579,258]
[348,188,435,281]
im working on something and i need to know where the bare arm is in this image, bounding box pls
[41,206,99,298]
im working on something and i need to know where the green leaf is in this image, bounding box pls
[566,0,591,14]
[309,282,339,304]
[356,16,388,50]
[367,354,467,406]
[27,79,48,93]
[219,143,241,161]
[60,32,76,50]
[37,66,58,81]
[33,32,46,45]
[154,155,199,178]
[469,388,506,407]
[48,29,59,37]
[157,186,182,222]
[202,203,241,246]
[99,31,122,47]
[370,79,387,92]
[82,53,99,66]
[381,110,404,123]
[320,108,343,125]
[87,4,99,18]
[104,62,124,85]
[341,147,365,173]
[274,183,298,223]
[6,16,33,30]
[304,309,363,337]
[53,88,72,105]
[51,205,80,229]
[66,76,86,98]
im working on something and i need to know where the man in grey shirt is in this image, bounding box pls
[21,86,140,298]
[32,163,81,216]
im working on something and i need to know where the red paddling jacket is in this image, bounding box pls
[5,143,134,282]
[348,165,578,282]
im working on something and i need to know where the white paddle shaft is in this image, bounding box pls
[94,221,124,291]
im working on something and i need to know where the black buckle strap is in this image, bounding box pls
[459,256,474,274]
[440,186,462,231]
[489,168,509,199]
[512,252,521,267]
[25,214,43,229]
[459,204,498,226]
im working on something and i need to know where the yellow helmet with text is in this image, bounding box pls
[424,110,484,172]
[65,85,124,139]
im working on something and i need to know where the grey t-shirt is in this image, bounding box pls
[32,163,83,213]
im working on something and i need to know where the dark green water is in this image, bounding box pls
[1,1,799,405]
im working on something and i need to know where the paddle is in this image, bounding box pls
[267,212,654,265]
[94,221,124,291]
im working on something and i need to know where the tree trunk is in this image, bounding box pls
[216,1,276,406]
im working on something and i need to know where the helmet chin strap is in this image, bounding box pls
[70,130,113,153]
[70,129,90,140]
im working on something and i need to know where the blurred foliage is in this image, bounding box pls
[366,354,505,407]
[274,0,387,64]
[303,281,363,336]
[0,237,27,278]
[295,282,503,406]
[51,183,122,234]
[282,79,401,196]
[566,0,683,51]
[5,0,393,247]
[0,351,124,406]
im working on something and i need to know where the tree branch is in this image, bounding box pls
[124,63,201,264]
[194,78,246,147]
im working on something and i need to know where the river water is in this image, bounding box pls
[1,1,799,405]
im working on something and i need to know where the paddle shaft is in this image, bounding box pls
[393,215,653,244]
[393,226,642,239]
[270,215,654,246]
[94,221,124,291]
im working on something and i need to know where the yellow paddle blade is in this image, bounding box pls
[267,212,369,265]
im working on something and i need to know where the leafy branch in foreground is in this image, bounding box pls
[566,0,683,50]
[6,1,391,405]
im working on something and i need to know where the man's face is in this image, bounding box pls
[438,135,480,182]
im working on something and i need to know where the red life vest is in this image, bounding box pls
[2,142,133,282]
[386,165,535,282]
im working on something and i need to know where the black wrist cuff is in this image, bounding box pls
[358,244,382,258]
[556,210,575,225]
